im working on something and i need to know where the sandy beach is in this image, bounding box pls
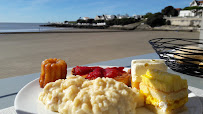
[0,30,199,79]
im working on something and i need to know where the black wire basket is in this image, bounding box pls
[149,38,203,78]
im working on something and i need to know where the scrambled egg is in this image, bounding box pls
[141,91,188,111]
[39,76,143,114]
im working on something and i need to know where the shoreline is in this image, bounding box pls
[0,28,126,34]
[0,27,199,34]
[40,22,201,32]
[0,30,126,34]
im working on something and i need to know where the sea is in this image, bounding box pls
[0,23,72,33]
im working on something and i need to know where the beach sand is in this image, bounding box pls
[0,31,199,79]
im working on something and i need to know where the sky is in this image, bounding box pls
[0,0,193,23]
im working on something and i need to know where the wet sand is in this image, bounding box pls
[0,31,199,79]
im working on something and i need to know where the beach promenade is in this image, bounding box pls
[0,30,199,79]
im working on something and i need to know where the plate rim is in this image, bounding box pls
[14,78,40,113]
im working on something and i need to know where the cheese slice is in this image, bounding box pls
[142,69,188,92]
[131,59,167,88]
[139,69,188,112]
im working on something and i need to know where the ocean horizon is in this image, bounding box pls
[0,22,73,33]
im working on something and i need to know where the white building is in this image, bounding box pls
[104,15,116,20]
[179,10,195,17]
[94,15,105,20]
[117,15,129,19]
[178,0,203,17]
[133,15,143,19]
[97,23,106,26]
[190,0,203,7]
[83,17,90,20]
[94,15,116,20]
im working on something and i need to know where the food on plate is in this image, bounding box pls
[72,66,131,86]
[174,46,203,65]
[131,59,167,89]
[39,58,67,88]
[37,58,189,113]
[113,73,131,86]
[140,69,188,114]
[39,76,144,114]
[72,66,101,76]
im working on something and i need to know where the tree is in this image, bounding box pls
[161,6,178,17]
[144,12,153,18]
[77,19,86,23]
[183,6,203,16]
[86,19,94,24]
[166,20,171,25]
[95,20,104,23]
[105,18,137,26]
[183,6,203,10]
[64,21,68,23]
[146,12,166,27]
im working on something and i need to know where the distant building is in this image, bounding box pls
[133,15,143,19]
[94,14,133,20]
[104,15,117,20]
[97,23,106,26]
[179,10,195,17]
[94,15,105,20]
[190,0,203,7]
[178,0,203,17]
[117,15,129,19]
[83,17,90,20]
[95,15,117,20]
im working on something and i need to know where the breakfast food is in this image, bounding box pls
[39,58,67,88]
[131,59,167,89]
[174,46,203,65]
[37,58,189,114]
[72,66,131,86]
[140,69,188,114]
[39,76,144,114]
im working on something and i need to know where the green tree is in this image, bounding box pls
[183,6,203,10]
[161,6,178,17]
[183,6,203,16]
[95,20,104,23]
[144,12,153,18]
[77,19,86,23]
[146,12,166,27]
[86,19,94,24]
[105,18,137,26]
[64,21,68,23]
[166,20,171,25]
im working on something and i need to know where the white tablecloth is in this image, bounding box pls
[1,86,203,114]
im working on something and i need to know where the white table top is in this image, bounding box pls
[0,53,203,113]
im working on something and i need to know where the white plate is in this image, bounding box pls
[14,66,202,114]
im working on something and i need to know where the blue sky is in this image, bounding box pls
[0,0,192,23]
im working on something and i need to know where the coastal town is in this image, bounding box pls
[44,0,203,31]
